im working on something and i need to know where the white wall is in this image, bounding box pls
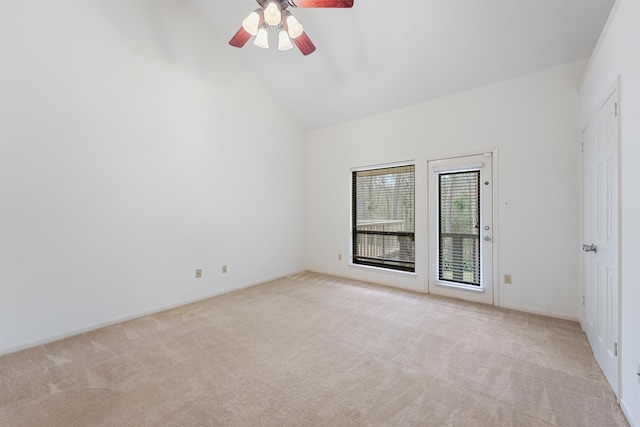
[580,1,640,425]
[305,60,585,320]
[0,1,305,354]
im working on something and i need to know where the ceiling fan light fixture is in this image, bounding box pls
[278,28,293,51]
[286,15,304,39]
[254,26,270,48]
[231,0,353,55]
[241,11,261,35]
[264,2,282,26]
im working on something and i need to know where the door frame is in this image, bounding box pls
[425,149,499,306]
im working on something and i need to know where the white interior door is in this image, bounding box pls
[427,153,494,305]
[583,89,619,396]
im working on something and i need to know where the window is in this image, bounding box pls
[352,164,415,272]
[438,170,481,286]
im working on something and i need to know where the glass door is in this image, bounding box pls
[428,154,494,305]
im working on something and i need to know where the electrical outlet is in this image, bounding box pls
[504,274,512,284]
[222,265,227,274]
[195,269,202,278]
[338,254,342,261]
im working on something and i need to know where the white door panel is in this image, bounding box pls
[583,89,619,396]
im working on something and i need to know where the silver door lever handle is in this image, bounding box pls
[582,244,597,253]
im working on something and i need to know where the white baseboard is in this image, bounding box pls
[498,303,580,323]
[0,271,300,357]
[305,268,421,293]
[307,269,579,322]
[621,398,638,427]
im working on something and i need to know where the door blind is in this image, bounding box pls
[438,170,481,285]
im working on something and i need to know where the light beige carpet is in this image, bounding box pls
[0,272,629,426]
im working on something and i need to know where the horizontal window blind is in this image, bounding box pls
[438,171,480,285]
[352,165,415,272]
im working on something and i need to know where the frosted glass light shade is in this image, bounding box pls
[278,30,293,51]
[264,3,282,26]
[254,27,269,48]
[286,15,304,39]
[241,12,260,36]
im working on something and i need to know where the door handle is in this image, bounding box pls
[582,244,597,253]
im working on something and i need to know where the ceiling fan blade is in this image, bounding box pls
[289,0,353,8]
[293,32,316,55]
[229,27,251,48]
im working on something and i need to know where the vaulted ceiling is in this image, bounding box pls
[194,0,614,130]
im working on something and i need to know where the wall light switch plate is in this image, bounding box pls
[195,269,202,278]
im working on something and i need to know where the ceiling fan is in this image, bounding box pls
[229,0,354,56]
